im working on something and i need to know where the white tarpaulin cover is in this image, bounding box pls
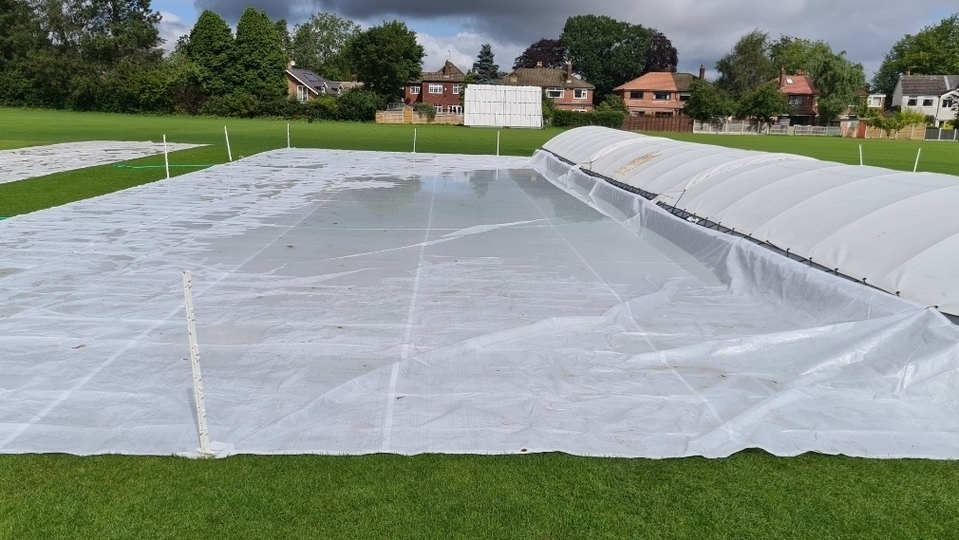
[3,147,959,458]
[543,127,959,316]
[0,140,205,185]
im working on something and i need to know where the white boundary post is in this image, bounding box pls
[413,128,417,153]
[162,134,170,179]
[287,122,291,148]
[496,131,500,156]
[182,271,214,457]
[913,148,922,172]
[224,126,233,162]
[859,144,863,166]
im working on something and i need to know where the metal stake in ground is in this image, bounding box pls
[182,270,214,457]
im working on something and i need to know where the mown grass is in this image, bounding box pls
[3,451,959,539]
[2,107,959,538]
[661,131,959,173]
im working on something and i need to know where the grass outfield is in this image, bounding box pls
[2,107,959,538]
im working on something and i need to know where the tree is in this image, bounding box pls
[186,10,234,98]
[274,18,292,59]
[0,0,44,105]
[873,14,959,98]
[346,20,424,101]
[684,79,735,125]
[769,36,832,74]
[809,50,865,124]
[232,7,287,105]
[645,29,678,72]
[513,38,565,69]
[473,43,499,84]
[290,12,359,80]
[735,82,787,129]
[715,30,776,101]
[335,88,383,121]
[560,15,651,102]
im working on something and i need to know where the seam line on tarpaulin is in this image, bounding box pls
[382,155,440,453]
[0,152,379,452]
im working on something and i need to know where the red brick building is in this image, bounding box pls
[778,68,818,125]
[612,67,703,117]
[405,61,466,114]
[500,62,595,111]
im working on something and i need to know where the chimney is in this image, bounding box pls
[566,61,572,83]
[699,64,705,80]
[779,66,786,87]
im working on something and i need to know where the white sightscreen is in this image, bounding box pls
[464,84,543,128]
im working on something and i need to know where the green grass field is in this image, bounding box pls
[2,107,959,539]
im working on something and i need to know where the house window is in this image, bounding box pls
[867,95,882,107]
[434,104,443,114]
[944,99,955,109]
[448,105,463,114]
[629,91,643,100]
[574,88,588,99]
[788,96,802,106]
[296,85,309,102]
[546,87,564,99]
[452,84,462,94]
[653,91,670,100]
[907,97,918,106]
[922,98,934,107]
[410,85,420,95]
[679,93,690,102]
[429,83,443,94]
[655,111,672,117]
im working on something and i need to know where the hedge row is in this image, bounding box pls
[552,110,626,129]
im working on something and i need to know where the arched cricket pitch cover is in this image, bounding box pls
[2,143,958,458]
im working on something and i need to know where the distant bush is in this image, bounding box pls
[307,96,339,121]
[336,89,383,122]
[415,102,437,122]
[553,109,625,129]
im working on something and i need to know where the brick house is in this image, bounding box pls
[499,62,594,111]
[405,61,467,114]
[778,68,818,125]
[612,66,703,117]
[285,65,359,102]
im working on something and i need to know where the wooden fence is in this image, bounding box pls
[622,116,693,133]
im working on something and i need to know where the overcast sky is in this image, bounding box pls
[153,0,954,83]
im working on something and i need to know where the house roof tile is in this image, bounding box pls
[899,75,959,96]
[500,67,595,89]
[413,61,466,83]
[779,74,816,95]
[613,72,697,92]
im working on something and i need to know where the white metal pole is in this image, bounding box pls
[287,122,291,148]
[913,148,922,172]
[859,144,863,166]
[182,271,214,457]
[413,128,417,153]
[162,134,170,179]
[224,126,233,162]
[496,131,500,156]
